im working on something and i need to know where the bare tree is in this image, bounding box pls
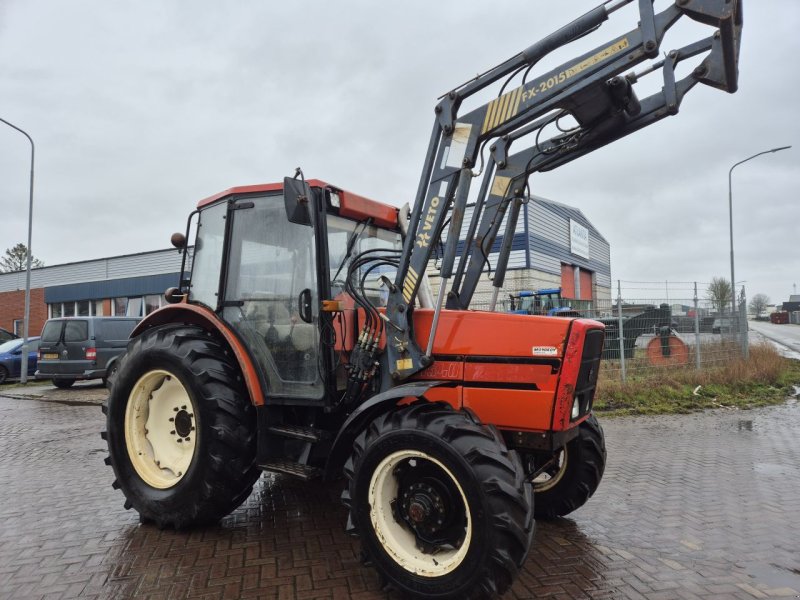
[706,277,732,313]
[748,293,770,317]
[0,243,44,273]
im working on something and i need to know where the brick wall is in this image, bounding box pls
[0,288,48,336]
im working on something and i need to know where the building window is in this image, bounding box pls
[144,294,161,314]
[113,298,127,316]
[48,300,105,318]
[127,297,143,317]
[77,300,90,316]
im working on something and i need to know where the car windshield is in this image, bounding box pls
[0,340,21,354]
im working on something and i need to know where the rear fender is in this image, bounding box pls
[324,381,449,480]
[130,303,266,406]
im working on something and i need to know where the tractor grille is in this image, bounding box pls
[573,328,604,420]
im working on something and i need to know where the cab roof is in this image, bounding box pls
[196,179,398,229]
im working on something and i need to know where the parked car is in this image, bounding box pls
[0,336,40,384]
[35,317,141,388]
[0,328,18,342]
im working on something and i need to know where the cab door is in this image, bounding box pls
[221,195,324,401]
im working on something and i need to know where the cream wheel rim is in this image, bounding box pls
[368,450,472,577]
[533,448,567,492]
[124,369,197,489]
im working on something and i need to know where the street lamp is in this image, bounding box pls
[728,145,791,351]
[0,117,35,384]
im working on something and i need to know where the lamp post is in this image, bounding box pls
[0,117,35,384]
[728,145,791,353]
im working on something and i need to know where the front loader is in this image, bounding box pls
[102,1,742,597]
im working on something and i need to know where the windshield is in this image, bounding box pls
[327,214,402,306]
[0,340,21,354]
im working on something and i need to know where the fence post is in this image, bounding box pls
[694,282,701,369]
[741,286,749,360]
[617,280,626,383]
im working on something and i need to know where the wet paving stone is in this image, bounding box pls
[0,391,798,599]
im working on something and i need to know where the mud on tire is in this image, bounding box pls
[342,402,534,599]
[532,414,606,518]
[102,324,260,528]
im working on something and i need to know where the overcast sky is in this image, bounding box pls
[1,0,797,305]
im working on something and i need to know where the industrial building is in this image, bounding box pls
[427,195,611,308]
[0,248,184,336]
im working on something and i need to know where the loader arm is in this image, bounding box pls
[374,0,743,381]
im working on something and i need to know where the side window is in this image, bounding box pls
[98,320,138,341]
[64,321,89,342]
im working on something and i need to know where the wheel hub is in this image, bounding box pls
[124,370,197,489]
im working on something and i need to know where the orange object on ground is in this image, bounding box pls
[646,335,689,366]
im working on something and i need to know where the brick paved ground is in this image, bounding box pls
[1,384,799,599]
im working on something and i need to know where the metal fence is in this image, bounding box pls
[470,279,749,382]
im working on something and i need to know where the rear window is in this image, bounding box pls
[64,320,89,342]
[98,319,138,341]
[41,321,63,343]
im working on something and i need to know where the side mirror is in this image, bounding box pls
[283,177,313,226]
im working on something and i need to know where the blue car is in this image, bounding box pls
[0,336,40,384]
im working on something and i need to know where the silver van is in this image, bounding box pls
[35,317,140,388]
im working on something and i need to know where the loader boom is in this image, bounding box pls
[379,0,742,380]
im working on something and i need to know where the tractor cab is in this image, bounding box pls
[183,180,402,402]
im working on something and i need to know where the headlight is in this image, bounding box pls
[571,397,580,419]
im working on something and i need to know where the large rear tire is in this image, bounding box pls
[531,414,606,518]
[102,324,260,528]
[343,403,533,599]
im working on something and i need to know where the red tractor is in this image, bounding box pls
[103,1,741,597]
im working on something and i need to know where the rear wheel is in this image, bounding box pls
[343,403,533,599]
[52,378,74,389]
[530,414,606,518]
[102,324,260,528]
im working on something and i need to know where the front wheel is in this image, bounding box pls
[0,366,8,384]
[530,414,606,518]
[343,403,533,599]
[102,325,260,528]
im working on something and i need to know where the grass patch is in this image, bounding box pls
[594,343,800,416]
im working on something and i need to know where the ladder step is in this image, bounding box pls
[258,460,322,480]
[267,424,327,443]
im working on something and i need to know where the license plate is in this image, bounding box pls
[43,353,59,360]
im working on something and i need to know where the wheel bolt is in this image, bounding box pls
[173,407,179,412]
[181,405,187,410]
[169,417,174,422]
[170,430,176,435]
[177,439,183,443]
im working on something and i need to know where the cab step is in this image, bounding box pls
[266,424,328,443]
[258,459,322,480]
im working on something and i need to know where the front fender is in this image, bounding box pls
[131,303,266,406]
[323,380,448,480]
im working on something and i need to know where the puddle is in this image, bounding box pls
[746,562,800,592]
